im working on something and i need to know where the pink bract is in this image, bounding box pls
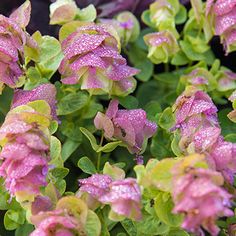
[94,99,157,154]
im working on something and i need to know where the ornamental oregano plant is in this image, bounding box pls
[1,0,236,235]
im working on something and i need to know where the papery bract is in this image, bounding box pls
[30,196,88,236]
[0,85,57,203]
[12,83,58,121]
[0,1,36,92]
[99,178,142,221]
[172,164,233,236]
[206,0,236,53]
[172,86,236,184]
[144,31,179,64]
[94,99,157,155]
[101,11,140,46]
[49,0,77,25]
[59,23,139,96]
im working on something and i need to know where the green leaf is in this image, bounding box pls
[49,120,59,134]
[218,108,236,136]
[149,158,177,192]
[85,210,101,236]
[76,4,97,22]
[60,120,83,142]
[141,10,154,28]
[127,44,153,82]
[167,229,190,236]
[57,92,89,115]
[4,209,25,230]
[159,107,175,130]
[51,167,69,179]
[50,136,62,160]
[154,192,182,227]
[59,21,88,41]
[121,219,137,236]
[55,179,67,195]
[15,223,34,236]
[171,50,189,66]
[97,141,123,153]
[77,156,97,174]
[61,138,80,161]
[118,95,139,109]
[135,213,169,236]
[225,134,236,143]
[175,5,187,24]
[37,36,63,78]
[145,101,162,120]
[171,132,182,156]
[80,127,99,151]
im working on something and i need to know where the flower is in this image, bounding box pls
[172,86,236,184]
[173,86,218,129]
[148,0,180,37]
[0,1,35,92]
[79,174,112,199]
[206,0,236,53]
[77,174,112,209]
[0,89,56,203]
[217,70,236,92]
[100,11,140,46]
[144,31,179,64]
[172,166,233,236]
[59,23,139,96]
[99,178,142,221]
[30,196,89,236]
[11,84,58,121]
[178,68,217,92]
[49,0,77,25]
[94,99,157,154]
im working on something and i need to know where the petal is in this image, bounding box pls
[62,33,107,59]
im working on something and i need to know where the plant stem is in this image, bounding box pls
[97,132,104,171]
[164,63,169,72]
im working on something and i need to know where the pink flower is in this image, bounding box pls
[144,31,179,64]
[79,174,112,199]
[206,0,236,53]
[99,178,142,221]
[30,196,89,236]
[0,1,35,91]
[172,167,233,236]
[59,23,139,96]
[172,87,236,184]
[0,91,55,202]
[30,210,80,236]
[173,86,218,130]
[94,99,157,154]
[11,84,58,121]
[217,71,236,91]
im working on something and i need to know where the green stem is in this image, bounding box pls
[97,132,104,171]
[164,63,169,72]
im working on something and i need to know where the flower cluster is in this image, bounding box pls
[172,155,233,235]
[0,1,36,92]
[30,196,89,236]
[59,23,139,96]
[172,86,236,183]
[148,0,180,37]
[78,173,142,221]
[144,30,179,64]
[206,0,236,53]
[0,84,57,203]
[100,11,140,46]
[94,99,157,155]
